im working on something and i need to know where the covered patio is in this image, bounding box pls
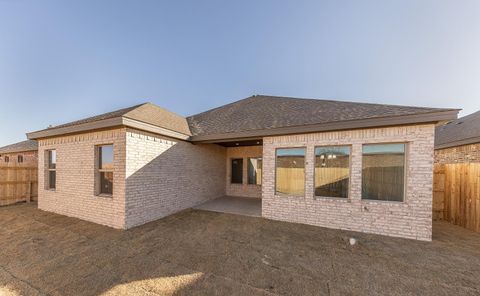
[194,196,262,217]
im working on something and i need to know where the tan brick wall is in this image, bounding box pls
[37,129,127,229]
[262,124,435,241]
[0,151,37,167]
[226,146,262,198]
[434,143,480,164]
[125,128,226,228]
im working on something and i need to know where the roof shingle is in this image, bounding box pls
[187,95,457,137]
[0,140,38,154]
[435,110,480,149]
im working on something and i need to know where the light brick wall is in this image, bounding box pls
[226,146,262,198]
[435,143,480,164]
[0,151,37,167]
[37,129,127,229]
[262,124,435,241]
[125,128,226,228]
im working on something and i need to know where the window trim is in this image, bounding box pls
[360,142,408,203]
[313,145,352,200]
[247,157,262,186]
[17,155,23,163]
[274,146,307,197]
[46,150,56,191]
[95,144,114,197]
[4,156,9,163]
[230,158,244,184]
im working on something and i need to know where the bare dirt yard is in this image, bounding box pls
[1,203,480,296]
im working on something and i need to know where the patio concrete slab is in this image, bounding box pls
[194,196,262,217]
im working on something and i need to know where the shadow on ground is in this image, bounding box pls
[1,203,480,296]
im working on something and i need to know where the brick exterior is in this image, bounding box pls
[124,129,226,228]
[226,146,262,198]
[261,124,435,241]
[0,150,38,167]
[37,129,127,229]
[434,143,480,164]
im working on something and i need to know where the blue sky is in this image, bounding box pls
[1,0,479,146]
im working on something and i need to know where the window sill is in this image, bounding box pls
[46,188,56,192]
[314,196,349,202]
[361,199,406,205]
[96,194,113,198]
[274,193,305,199]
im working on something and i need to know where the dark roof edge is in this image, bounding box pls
[190,110,459,142]
[27,117,191,141]
[435,136,480,150]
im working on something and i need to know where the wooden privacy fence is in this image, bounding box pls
[433,163,480,233]
[0,166,38,206]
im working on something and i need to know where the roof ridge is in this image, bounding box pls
[252,94,460,111]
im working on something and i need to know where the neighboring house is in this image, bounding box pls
[26,95,458,240]
[435,110,480,163]
[0,140,38,205]
[0,140,38,167]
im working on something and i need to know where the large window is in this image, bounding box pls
[47,150,56,190]
[247,157,262,185]
[275,148,305,196]
[231,158,243,184]
[97,145,113,195]
[362,143,406,202]
[315,146,350,198]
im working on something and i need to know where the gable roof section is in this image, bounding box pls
[435,110,480,149]
[0,140,38,154]
[187,95,459,141]
[27,103,191,140]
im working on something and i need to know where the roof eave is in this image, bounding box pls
[190,110,459,143]
[435,136,480,150]
[26,116,191,141]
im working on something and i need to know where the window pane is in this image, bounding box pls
[100,172,113,194]
[18,155,23,163]
[231,158,243,184]
[48,150,56,169]
[362,143,405,202]
[275,148,305,196]
[4,156,9,163]
[248,158,262,185]
[99,145,113,170]
[49,171,56,189]
[315,146,350,198]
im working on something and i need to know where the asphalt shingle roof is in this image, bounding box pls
[39,103,191,136]
[187,95,456,136]
[0,140,38,154]
[435,110,480,149]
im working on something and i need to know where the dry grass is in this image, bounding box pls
[1,203,480,296]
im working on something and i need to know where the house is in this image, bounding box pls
[435,110,480,164]
[433,110,480,232]
[26,95,458,240]
[0,140,38,205]
[0,140,38,167]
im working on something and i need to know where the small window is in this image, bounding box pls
[46,150,56,190]
[315,146,350,198]
[275,148,305,196]
[18,155,23,163]
[4,156,9,163]
[247,157,262,185]
[231,158,243,184]
[362,143,406,202]
[97,145,114,195]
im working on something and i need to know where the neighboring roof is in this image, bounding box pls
[27,95,459,142]
[435,110,480,149]
[0,140,37,154]
[27,103,191,140]
[187,95,459,141]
